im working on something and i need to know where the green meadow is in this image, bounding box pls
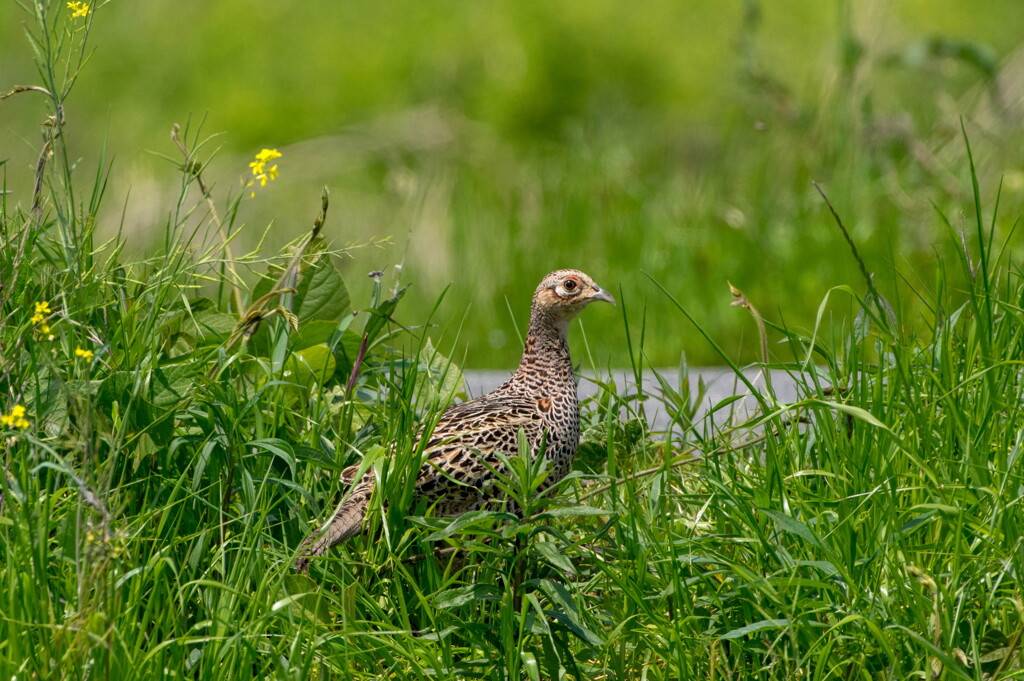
[2,1,1023,678]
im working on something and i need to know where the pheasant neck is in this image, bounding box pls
[511,309,575,387]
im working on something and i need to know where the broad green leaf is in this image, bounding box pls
[246,438,297,477]
[133,398,175,444]
[424,510,501,540]
[805,399,892,431]
[908,503,960,515]
[61,379,101,400]
[547,610,604,647]
[98,371,132,410]
[186,298,237,346]
[293,258,350,323]
[759,507,825,548]
[533,541,576,575]
[433,584,501,609]
[291,320,339,351]
[278,575,335,623]
[150,363,196,408]
[293,444,344,471]
[720,618,790,640]
[536,505,608,519]
[785,469,850,482]
[285,344,336,387]
[539,579,603,646]
[794,560,841,577]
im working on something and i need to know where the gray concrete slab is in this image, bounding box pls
[464,368,809,433]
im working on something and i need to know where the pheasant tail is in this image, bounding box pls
[295,482,372,572]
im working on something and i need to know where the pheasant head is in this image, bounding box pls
[529,269,615,335]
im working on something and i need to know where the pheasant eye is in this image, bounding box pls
[563,279,578,291]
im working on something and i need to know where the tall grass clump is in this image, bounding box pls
[577,157,1024,677]
[0,4,453,678]
[3,2,1023,680]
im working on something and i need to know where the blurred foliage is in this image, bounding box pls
[2,0,1023,367]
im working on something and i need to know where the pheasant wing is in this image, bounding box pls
[413,394,550,515]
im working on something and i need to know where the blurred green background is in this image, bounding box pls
[3,0,1023,367]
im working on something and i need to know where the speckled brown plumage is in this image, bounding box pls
[295,269,614,572]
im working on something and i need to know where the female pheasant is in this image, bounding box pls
[295,269,614,571]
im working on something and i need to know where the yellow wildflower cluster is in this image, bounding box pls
[75,347,95,361]
[247,148,281,197]
[30,301,50,324]
[1,405,30,430]
[30,301,55,339]
[67,1,91,17]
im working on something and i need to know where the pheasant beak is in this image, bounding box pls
[588,285,616,305]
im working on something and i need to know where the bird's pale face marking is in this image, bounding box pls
[534,269,616,313]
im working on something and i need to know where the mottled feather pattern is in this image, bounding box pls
[295,269,614,572]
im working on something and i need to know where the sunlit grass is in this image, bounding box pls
[2,2,1023,679]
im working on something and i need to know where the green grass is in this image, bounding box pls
[2,3,1024,679]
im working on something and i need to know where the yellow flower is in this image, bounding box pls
[255,148,282,163]
[249,149,281,177]
[75,347,95,361]
[1,405,30,430]
[67,1,91,18]
[32,302,52,326]
[30,302,56,339]
[247,149,282,196]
